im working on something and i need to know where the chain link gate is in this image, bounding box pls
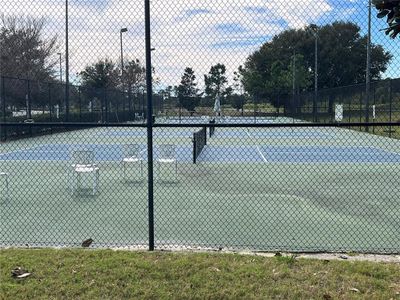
[1,0,400,253]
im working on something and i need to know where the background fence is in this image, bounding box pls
[1,0,400,253]
[3,75,400,141]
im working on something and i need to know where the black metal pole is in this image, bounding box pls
[65,0,70,122]
[372,82,376,133]
[292,49,296,118]
[145,0,155,251]
[27,79,32,119]
[314,30,318,123]
[253,96,256,123]
[1,77,5,123]
[58,53,62,82]
[389,79,393,138]
[1,76,6,141]
[365,0,372,132]
[193,133,197,164]
[120,31,124,76]
[142,92,146,122]
[359,91,362,131]
[120,29,127,112]
[48,83,52,122]
[78,86,82,122]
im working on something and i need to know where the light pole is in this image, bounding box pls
[285,46,297,118]
[57,53,62,82]
[120,28,128,77]
[310,24,318,122]
[120,28,128,112]
[292,48,296,117]
[65,0,69,121]
[366,0,372,131]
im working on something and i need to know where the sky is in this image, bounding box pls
[1,0,399,89]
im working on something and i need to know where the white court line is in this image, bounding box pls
[245,129,268,163]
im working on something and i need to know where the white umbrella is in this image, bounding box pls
[213,94,221,116]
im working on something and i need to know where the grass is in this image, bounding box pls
[1,249,400,299]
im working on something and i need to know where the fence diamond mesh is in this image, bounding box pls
[1,0,400,253]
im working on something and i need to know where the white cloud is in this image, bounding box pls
[3,0,333,86]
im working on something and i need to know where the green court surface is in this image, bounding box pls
[1,122,400,253]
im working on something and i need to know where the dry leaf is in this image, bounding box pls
[350,288,360,292]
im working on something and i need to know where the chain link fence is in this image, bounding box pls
[1,0,400,253]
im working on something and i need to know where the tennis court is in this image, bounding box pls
[1,118,400,253]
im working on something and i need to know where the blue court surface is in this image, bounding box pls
[214,129,332,139]
[1,143,399,163]
[97,129,194,138]
[199,145,400,163]
[0,144,192,162]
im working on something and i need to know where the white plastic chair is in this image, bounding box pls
[157,144,178,182]
[69,150,100,196]
[122,144,143,182]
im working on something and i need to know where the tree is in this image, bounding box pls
[228,94,246,112]
[233,69,244,94]
[373,0,400,38]
[241,21,392,102]
[176,67,200,114]
[0,15,58,81]
[204,63,228,98]
[79,58,120,112]
[80,58,120,90]
[124,59,146,94]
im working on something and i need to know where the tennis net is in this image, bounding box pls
[193,126,207,164]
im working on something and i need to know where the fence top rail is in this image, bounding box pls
[1,122,400,128]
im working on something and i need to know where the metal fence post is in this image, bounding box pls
[142,92,146,120]
[372,82,376,134]
[145,0,155,251]
[365,0,372,132]
[389,79,393,138]
[78,86,82,122]
[105,88,109,123]
[359,90,362,131]
[27,79,32,119]
[1,76,6,141]
[48,82,52,122]
[65,0,70,122]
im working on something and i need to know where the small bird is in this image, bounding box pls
[11,267,31,278]
[81,238,94,248]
